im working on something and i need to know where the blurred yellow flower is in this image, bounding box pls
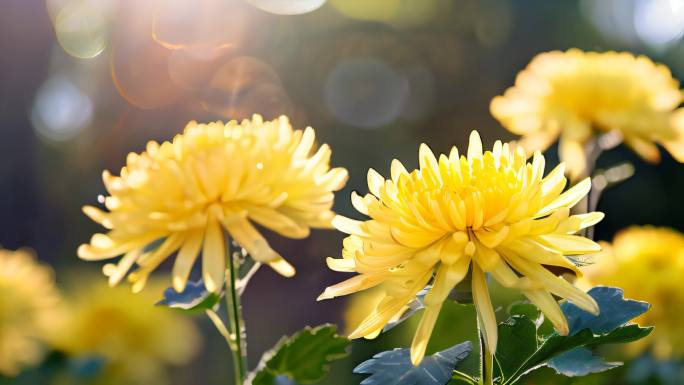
[491,49,684,179]
[78,115,348,293]
[0,248,61,377]
[580,226,684,359]
[51,279,201,384]
[320,131,602,365]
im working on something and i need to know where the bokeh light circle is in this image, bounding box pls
[31,77,93,141]
[245,0,327,15]
[153,0,253,51]
[329,0,448,28]
[634,0,684,49]
[167,46,232,90]
[201,56,293,120]
[54,1,108,59]
[324,58,408,129]
[579,0,640,46]
[111,40,183,109]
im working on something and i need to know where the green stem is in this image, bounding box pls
[206,309,235,350]
[226,251,248,385]
[482,338,494,385]
[453,370,478,384]
[476,319,494,385]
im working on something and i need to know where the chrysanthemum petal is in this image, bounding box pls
[467,131,483,162]
[504,238,581,275]
[326,257,356,272]
[317,274,385,301]
[390,159,409,182]
[103,248,141,287]
[347,296,409,339]
[440,235,467,264]
[267,257,296,278]
[137,233,185,268]
[293,126,315,159]
[350,192,369,215]
[490,260,541,290]
[367,169,385,197]
[537,178,591,217]
[624,135,661,163]
[82,205,112,228]
[224,218,282,266]
[332,216,368,236]
[523,289,569,336]
[390,226,442,248]
[426,259,470,308]
[473,240,501,272]
[472,265,497,351]
[419,144,439,174]
[559,138,588,181]
[410,305,441,365]
[78,233,161,261]
[348,270,432,339]
[556,212,605,234]
[202,218,225,293]
[317,167,349,192]
[540,162,566,193]
[536,234,601,254]
[475,226,510,248]
[246,205,309,239]
[172,230,204,292]
[511,256,598,314]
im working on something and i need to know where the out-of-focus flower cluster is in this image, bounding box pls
[491,49,684,179]
[581,226,684,359]
[0,249,60,377]
[50,279,201,384]
[0,248,201,382]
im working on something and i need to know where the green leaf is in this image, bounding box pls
[248,324,350,385]
[561,286,649,335]
[547,348,621,376]
[494,315,537,383]
[542,286,652,380]
[155,279,221,313]
[507,303,540,321]
[497,286,653,384]
[355,342,473,385]
[523,325,650,373]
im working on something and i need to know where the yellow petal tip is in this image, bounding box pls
[76,244,94,260]
[173,278,187,293]
[410,351,425,366]
[316,291,332,301]
[269,258,296,277]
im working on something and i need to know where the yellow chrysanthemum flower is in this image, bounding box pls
[50,279,201,384]
[0,248,61,377]
[78,115,348,293]
[580,226,684,359]
[320,131,603,365]
[491,49,684,179]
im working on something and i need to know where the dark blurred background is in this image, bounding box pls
[1,0,684,384]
